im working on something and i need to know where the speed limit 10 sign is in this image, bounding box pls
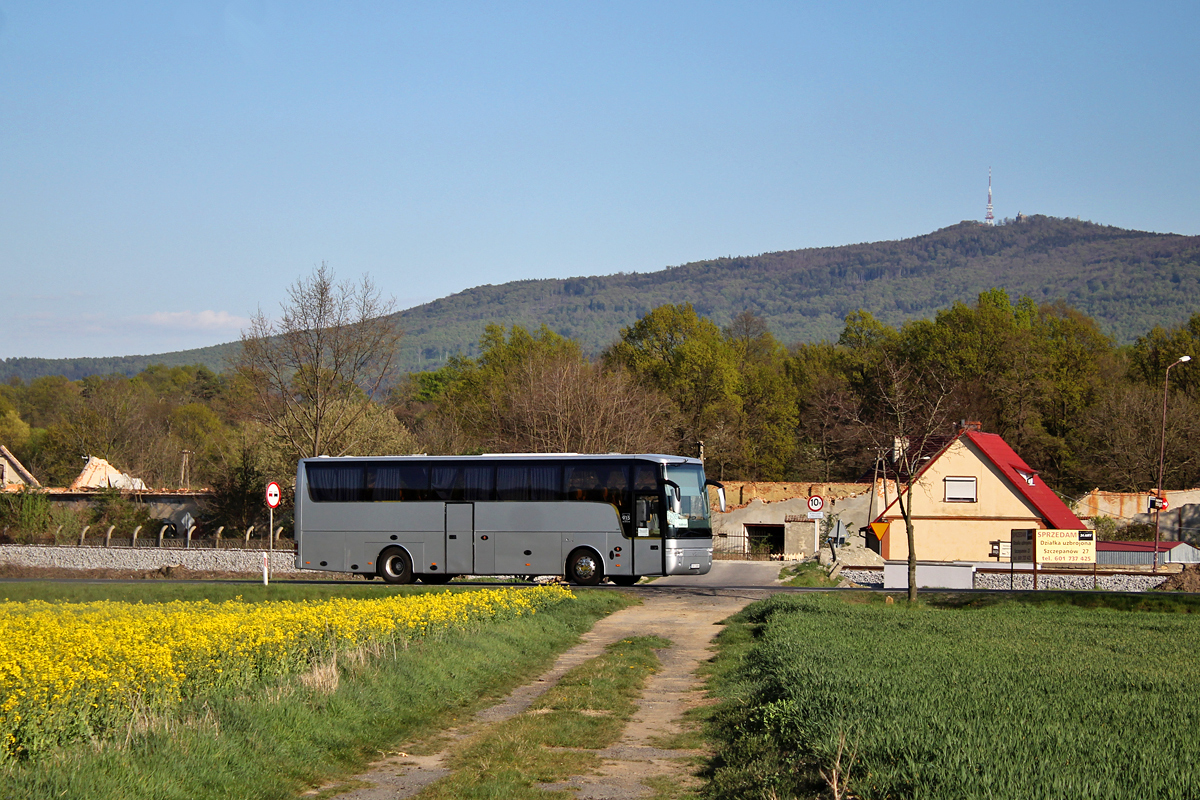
[807,495,825,513]
[265,481,282,509]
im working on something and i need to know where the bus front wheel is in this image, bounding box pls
[378,548,413,585]
[566,549,603,586]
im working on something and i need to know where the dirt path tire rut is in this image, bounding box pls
[316,587,768,800]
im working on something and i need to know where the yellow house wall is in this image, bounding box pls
[879,439,1044,562]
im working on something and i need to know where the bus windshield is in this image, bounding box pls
[664,464,712,538]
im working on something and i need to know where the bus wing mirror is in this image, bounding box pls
[706,480,726,513]
[663,480,682,515]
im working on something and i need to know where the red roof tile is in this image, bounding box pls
[962,431,1084,529]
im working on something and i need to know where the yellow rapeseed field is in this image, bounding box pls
[0,585,573,761]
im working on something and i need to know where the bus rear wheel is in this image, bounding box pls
[609,575,640,586]
[378,548,413,584]
[566,549,603,586]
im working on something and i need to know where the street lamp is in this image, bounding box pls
[1154,355,1191,572]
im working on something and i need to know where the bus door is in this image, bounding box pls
[631,465,663,575]
[445,503,476,574]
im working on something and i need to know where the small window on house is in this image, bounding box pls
[944,477,977,502]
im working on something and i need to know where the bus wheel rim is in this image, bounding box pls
[575,556,596,579]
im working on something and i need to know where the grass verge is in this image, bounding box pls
[0,579,463,604]
[0,588,636,800]
[702,591,1200,800]
[416,635,670,799]
[777,560,840,587]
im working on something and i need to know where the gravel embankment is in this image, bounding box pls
[973,571,1168,592]
[842,567,1169,592]
[0,544,300,573]
[842,568,884,587]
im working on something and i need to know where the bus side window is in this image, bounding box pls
[497,466,529,501]
[459,466,494,501]
[600,465,629,513]
[529,465,561,501]
[633,465,657,491]
[565,464,628,509]
[431,467,458,501]
[372,464,430,502]
[497,464,563,502]
[307,463,366,502]
[564,465,600,503]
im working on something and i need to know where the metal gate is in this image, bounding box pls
[713,524,783,561]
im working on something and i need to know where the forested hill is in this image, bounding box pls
[4,215,1199,382]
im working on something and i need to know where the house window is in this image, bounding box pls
[944,477,977,502]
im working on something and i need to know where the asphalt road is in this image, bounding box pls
[650,559,786,587]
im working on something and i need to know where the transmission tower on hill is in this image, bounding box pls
[984,168,994,225]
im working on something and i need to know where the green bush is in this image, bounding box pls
[0,489,52,542]
[88,488,154,535]
[49,505,91,544]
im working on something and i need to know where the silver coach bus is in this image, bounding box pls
[294,453,725,585]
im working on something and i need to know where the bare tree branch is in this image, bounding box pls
[236,263,402,460]
[840,350,954,601]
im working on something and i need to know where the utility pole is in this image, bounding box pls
[1154,355,1191,572]
[179,450,193,490]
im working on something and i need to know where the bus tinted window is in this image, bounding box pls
[307,458,656,505]
[633,464,658,491]
[432,465,495,501]
[460,466,494,501]
[529,465,562,501]
[369,463,430,502]
[497,464,563,502]
[430,466,458,501]
[496,465,526,501]
[307,463,366,502]
[564,463,629,511]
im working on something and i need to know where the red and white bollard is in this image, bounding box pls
[263,552,269,586]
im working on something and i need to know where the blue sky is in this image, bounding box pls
[2,1,1197,359]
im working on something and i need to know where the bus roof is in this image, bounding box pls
[300,453,702,466]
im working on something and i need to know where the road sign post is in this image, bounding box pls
[807,496,825,556]
[265,481,281,585]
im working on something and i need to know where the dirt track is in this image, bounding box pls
[316,580,778,799]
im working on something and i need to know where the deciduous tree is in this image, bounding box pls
[606,303,740,455]
[841,349,953,602]
[237,263,403,459]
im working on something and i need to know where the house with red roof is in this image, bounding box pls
[871,424,1085,562]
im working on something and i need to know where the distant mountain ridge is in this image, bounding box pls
[4,215,1198,382]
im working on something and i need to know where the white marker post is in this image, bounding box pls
[265,481,281,586]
